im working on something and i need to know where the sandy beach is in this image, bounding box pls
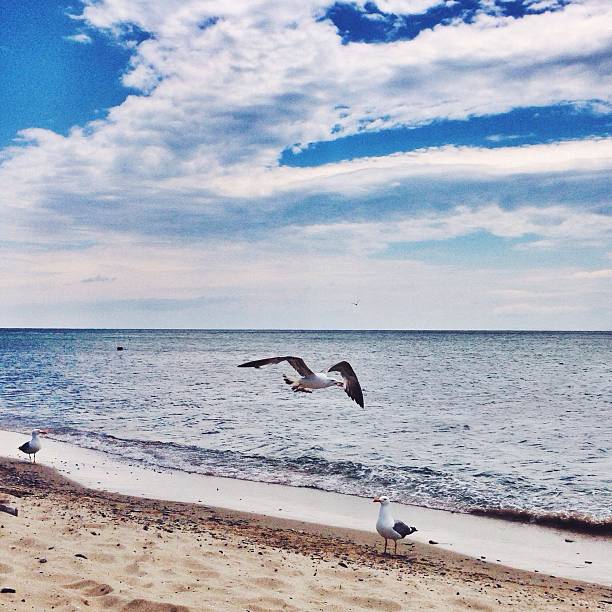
[1,457,611,612]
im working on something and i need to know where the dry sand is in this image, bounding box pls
[1,458,611,612]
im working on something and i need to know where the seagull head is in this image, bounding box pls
[325,372,343,386]
[373,495,390,506]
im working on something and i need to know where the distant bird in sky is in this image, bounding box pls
[373,495,417,555]
[18,430,47,463]
[352,299,359,306]
[238,356,364,408]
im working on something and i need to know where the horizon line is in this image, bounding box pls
[1,327,610,333]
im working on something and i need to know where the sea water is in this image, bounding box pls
[0,329,610,528]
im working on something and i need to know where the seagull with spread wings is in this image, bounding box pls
[237,356,364,408]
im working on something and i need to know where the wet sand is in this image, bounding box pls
[1,458,611,611]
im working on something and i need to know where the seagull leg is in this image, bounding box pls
[33,453,36,464]
[384,539,387,555]
[394,540,397,556]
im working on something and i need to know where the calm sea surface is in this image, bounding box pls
[0,329,610,524]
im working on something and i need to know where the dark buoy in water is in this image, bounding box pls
[116,346,124,351]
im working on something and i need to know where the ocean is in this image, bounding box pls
[0,329,610,530]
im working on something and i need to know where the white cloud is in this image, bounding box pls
[358,0,444,14]
[205,138,612,199]
[298,204,612,252]
[525,0,564,12]
[572,268,612,280]
[81,274,117,283]
[80,0,612,152]
[493,302,583,316]
[2,128,611,223]
[63,33,92,44]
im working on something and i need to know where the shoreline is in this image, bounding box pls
[1,429,611,587]
[2,458,612,611]
[4,426,610,536]
[2,427,610,532]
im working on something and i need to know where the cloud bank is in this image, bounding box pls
[1,0,610,328]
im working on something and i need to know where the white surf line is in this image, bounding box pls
[1,429,610,586]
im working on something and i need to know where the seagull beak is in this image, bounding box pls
[39,429,49,435]
[373,497,381,503]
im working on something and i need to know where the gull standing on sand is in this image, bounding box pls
[18,430,47,463]
[238,356,364,408]
[374,495,417,555]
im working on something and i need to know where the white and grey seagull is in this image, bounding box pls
[238,356,364,408]
[373,495,418,555]
[18,429,48,463]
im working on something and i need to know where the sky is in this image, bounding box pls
[0,0,611,329]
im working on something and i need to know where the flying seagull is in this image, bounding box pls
[237,356,364,408]
[373,495,417,555]
[18,430,48,463]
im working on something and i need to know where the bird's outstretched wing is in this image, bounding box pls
[327,361,364,408]
[393,521,417,538]
[238,356,314,377]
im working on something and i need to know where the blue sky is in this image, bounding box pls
[0,0,142,147]
[0,0,611,329]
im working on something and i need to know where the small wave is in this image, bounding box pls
[469,507,612,535]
